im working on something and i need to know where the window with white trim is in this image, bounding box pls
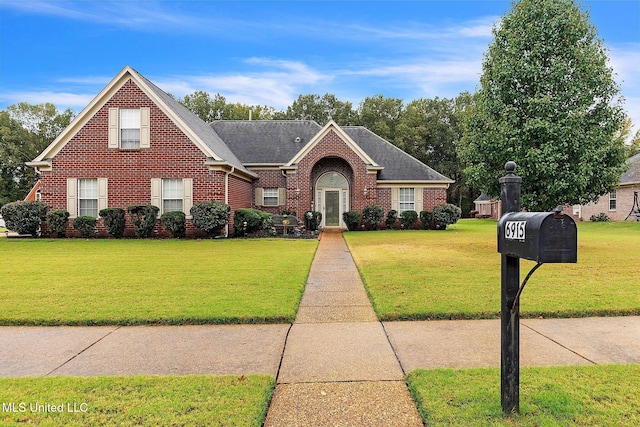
[263,188,279,206]
[399,187,415,214]
[162,179,183,213]
[78,179,98,217]
[609,190,617,211]
[120,109,141,149]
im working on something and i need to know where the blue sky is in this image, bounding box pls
[1,0,639,135]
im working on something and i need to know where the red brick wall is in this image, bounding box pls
[252,169,287,215]
[424,187,447,210]
[292,129,378,215]
[38,79,228,237]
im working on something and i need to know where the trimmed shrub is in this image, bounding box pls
[0,201,48,235]
[420,210,434,230]
[362,205,384,230]
[385,209,398,229]
[304,211,322,231]
[343,210,360,231]
[73,216,96,238]
[433,203,462,230]
[233,208,272,235]
[160,211,186,238]
[128,205,160,238]
[400,210,418,229]
[99,207,126,238]
[191,201,231,236]
[46,210,70,237]
[590,213,610,222]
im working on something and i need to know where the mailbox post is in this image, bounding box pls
[499,161,522,414]
[497,161,578,415]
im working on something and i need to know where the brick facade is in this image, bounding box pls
[579,185,640,221]
[29,67,453,236]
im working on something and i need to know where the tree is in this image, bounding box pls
[179,91,274,122]
[0,103,74,207]
[274,93,355,125]
[459,0,627,211]
[356,95,403,142]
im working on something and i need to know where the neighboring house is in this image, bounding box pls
[578,154,640,221]
[27,66,453,236]
[472,194,501,219]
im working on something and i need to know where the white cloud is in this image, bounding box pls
[0,91,95,109]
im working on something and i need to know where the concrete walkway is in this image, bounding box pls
[263,230,423,426]
[1,231,640,424]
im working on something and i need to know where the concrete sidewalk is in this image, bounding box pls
[1,231,639,425]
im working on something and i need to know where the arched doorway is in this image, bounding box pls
[315,172,349,228]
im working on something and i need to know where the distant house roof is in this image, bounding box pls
[620,153,640,185]
[474,193,498,203]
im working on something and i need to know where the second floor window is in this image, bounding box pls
[120,109,140,149]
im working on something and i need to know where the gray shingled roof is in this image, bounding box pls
[342,126,453,182]
[210,120,322,164]
[210,121,452,182]
[621,154,640,185]
[131,68,256,178]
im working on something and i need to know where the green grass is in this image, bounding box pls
[0,375,274,426]
[406,365,640,426]
[0,238,317,325]
[345,220,640,320]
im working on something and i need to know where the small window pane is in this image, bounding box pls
[120,109,140,149]
[609,191,617,211]
[163,179,183,213]
[78,179,98,217]
[263,188,278,206]
[399,187,415,213]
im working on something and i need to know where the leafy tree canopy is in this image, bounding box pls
[0,103,74,207]
[273,93,355,126]
[459,0,627,211]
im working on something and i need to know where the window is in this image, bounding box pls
[120,109,140,149]
[78,179,98,217]
[162,179,183,213]
[609,190,617,211]
[263,188,279,206]
[399,188,415,214]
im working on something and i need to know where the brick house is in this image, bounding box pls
[577,153,640,221]
[27,66,453,235]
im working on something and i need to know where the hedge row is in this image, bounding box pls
[342,203,461,231]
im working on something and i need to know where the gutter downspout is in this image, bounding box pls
[224,166,235,237]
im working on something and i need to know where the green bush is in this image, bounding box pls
[127,205,160,238]
[304,211,322,231]
[400,210,418,229]
[99,208,126,238]
[420,210,434,230]
[73,216,96,238]
[233,208,272,235]
[191,201,231,236]
[0,201,48,235]
[433,203,462,230]
[385,209,398,229]
[362,205,384,230]
[343,210,361,231]
[590,213,610,222]
[45,210,70,237]
[160,211,186,238]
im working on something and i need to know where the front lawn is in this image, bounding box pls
[0,375,274,426]
[0,238,317,325]
[345,220,640,320]
[406,365,640,426]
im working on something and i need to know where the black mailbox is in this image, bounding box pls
[498,209,577,263]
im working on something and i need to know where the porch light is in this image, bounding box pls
[363,187,368,197]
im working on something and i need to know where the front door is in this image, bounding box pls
[325,190,340,226]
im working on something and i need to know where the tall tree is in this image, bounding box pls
[274,93,354,125]
[0,103,74,206]
[356,95,403,142]
[459,0,627,211]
